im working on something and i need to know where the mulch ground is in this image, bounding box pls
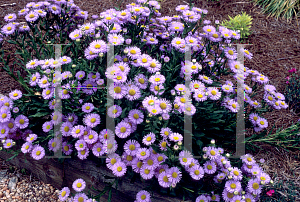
[0,0,300,200]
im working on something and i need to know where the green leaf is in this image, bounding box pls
[28,112,50,118]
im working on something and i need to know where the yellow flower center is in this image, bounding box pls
[207,165,212,170]
[176,41,181,44]
[114,87,121,93]
[90,118,96,123]
[146,136,152,142]
[180,98,186,103]
[228,50,234,55]
[120,127,126,133]
[141,195,146,200]
[194,170,200,175]
[172,172,178,178]
[133,114,139,119]
[163,176,169,182]
[211,90,217,95]
[142,58,147,63]
[29,14,35,18]
[144,169,150,174]
[230,183,236,189]
[36,151,41,156]
[19,119,25,124]
[111,158,116,164]
[129,89,136,96]
[64,146,69,151]
[252,183,259,190]
[95,44,101,49]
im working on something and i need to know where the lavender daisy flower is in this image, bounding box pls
[25,11,39,22]
[84,130,98,144]
[8,89,22,101]
[167,166,182,184]
[84,114,101,128]
[123,140,140,156]
[140,164,155,180]
[157,171,172,188]
[115,121,131,138]
[3,139,14,149]
[26,59,40,69]
[71,125,85,138]
[190,165,205,181]
[31,145,45,160]
[1,23,16,35]
[128,109,144,125]
[72,178,86,192]
[62,142,73,155]
[113,71,127,84]
[69,29,82,40]
[42,121,53,133]
[42,87,54,100]
[48,138,61,152]
[26,133,37,143]
[0,123,9,138]
[21,142,32,154]
[142,132,156,146]
[77,148,89,160]
[149,74,165,86]
[60,122,73,137]
[4,13,17,22]
[112,161,127,177]
[203,160,217,174]
[75,70,85,80]
[89,40,107,54]
[224,47,237,60]
[137,54,152,68]
[136,148,150,161]
[126,85,141,101]
[84,47,98,60]
[18,8,30,16]
[256,117,268,129]
[256,74,269,84]
[107,105,122,119]
[82,103,94,113]
[146,58,161,74]
[15,115,29,129]
[92,142,105,157]
[59,187,70,202]
[82,80,98,95]
[247,179,262,195]
[49,4,61,15]
[73,193,88,202]
[195,195,209,202]
[169,132,183,142]
[225,180,242,193]
[75,140,87,151]
[136,190,151,202]
[241,48,253,60]
[134,74,148,89]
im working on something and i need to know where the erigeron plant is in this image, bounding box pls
[0,0,285,201]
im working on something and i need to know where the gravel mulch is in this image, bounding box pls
[0,157,64,202]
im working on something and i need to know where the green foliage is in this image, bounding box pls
[252,0,300,21]
[220,12,253,39]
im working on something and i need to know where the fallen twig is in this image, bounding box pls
[268,55,300,62]
[0,3,16,7]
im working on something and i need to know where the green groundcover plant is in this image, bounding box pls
[0,0,292,201]
[220,12,253,41]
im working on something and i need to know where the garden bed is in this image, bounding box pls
[0,149,188,202]
[0,0,299,201]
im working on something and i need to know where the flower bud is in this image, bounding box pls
[173,145,179,150]
[225,153,230,157]
[72,64,76,68]
[203,147,208,152]
[192,59,196,63]
[12,142,16,146]
[241,191,245,195]
[0,147,2,151]
[1,140,5,143]
[99,53,104,57]
[47,41,51,44]
[228,167,233,171]
[203,154,207,159]
[210,139,215,144]
[242,196,245,199]
[146,119,150,123]
[148,113,152,117]
[261,181,265,185]
[222,160,227,165]
[171,183,176,188]
[76,38,80,42]
[178,141,182,146]
[228,175,233,180]
[270,180,273,184]
[124,49,129,54]
[234,191,239,195]
[158,116,162,121]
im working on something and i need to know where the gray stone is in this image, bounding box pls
[8,176,18,190]
[0,169,7,181]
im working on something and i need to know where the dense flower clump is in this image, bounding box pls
[0,0,283,201]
